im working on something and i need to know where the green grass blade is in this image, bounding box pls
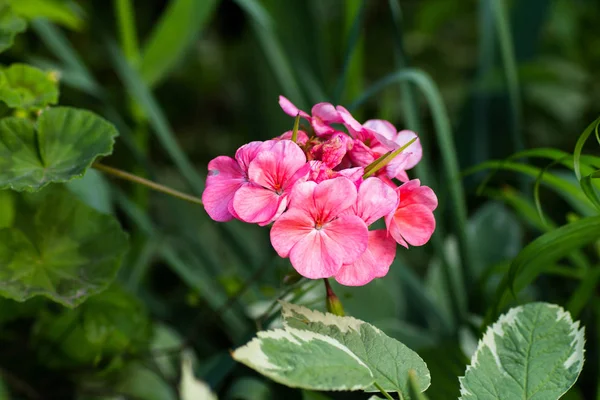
[332,0,365,105]
[567,267,600,319]
[489,215,600,319]
[573,116,600,181]
[114,0,140,64]
[139,0,219,87]
[237,0,305,108]
[490,0,523,154]
[107,41,205,194]
[351,68,474,306]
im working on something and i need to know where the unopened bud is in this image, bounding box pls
[324,279,345,316]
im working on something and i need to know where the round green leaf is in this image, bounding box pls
[0,4,26,54]
[0,186,128,307]
[0,107,118,191]
[460,302,585,400]
[0,63,59,110]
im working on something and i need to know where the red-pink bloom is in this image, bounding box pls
[309,132,350,168]
[270,177,369,279]
[335,178,398,286]
[385,179,437,248]
[233,140,309,225]
[279,96,342,137]
[202,141,269,222]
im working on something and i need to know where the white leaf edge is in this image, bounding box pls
[459,302,585,400]
[232,327,373,391]
[180,351,218,400]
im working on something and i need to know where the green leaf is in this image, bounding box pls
[8,0,83,30]
[35,285,150,367]
[181,352,218,400]
[460,303,585,400]
[0,63,59,110]
[281,302,430,395]
[0,186,128,307]
[0,4,26,54]
[0,106,118,191]
[0,190,15,228]
[140,0,219,87]
[232,327,374,391]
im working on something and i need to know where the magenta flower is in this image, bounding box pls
[279,96,342,137]
[232,140,310,225]
[270,177,369,279]
[202,141,270,222]
[335,178,399,286]
[385,179,438,248]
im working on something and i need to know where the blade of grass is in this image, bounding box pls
[107,40,205,194]
[140,0,219,87]
[351,68,474,310]
[567,267,600,319]
[332,0,366,104]
[114,0,140,64]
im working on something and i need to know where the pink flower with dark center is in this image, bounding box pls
[335,178,399,286]
[279,96,343,137]
[202,141,271,222]
[233,140,310,225]
[270,177,369,279]
[385,179,437,247]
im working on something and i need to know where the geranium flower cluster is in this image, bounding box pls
[202,96,437,286]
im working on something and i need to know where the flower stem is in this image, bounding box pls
[93,163,204,206]
[374,382,395,400]
[291,114,301,143]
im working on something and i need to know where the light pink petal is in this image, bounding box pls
[202,156,245,222]
[335,230,396,286]
[312,118,337,137]
[394,130,422,170]
[336,105,363,137]
[278,130,309,145]
[337,167,364,187]
[310,133,348,168]
[384,152,411,179]
[232,184,282,224]
[314,177,358,222]
[389,204,435,246]
[235,141,265,172]
[322,215,368,264]
[363,119,397,141]
[289,230,341,279]
[279,95,310,119]
[348,140,376,167]
[312,103,342,123]
[388,168,409,182]
[259,195,289,226]
[355,177,399,226]
[270,209,315,257]
[368,127,401,151]
[247,140,307,190]
[289,181,318,216]
[399,179,438,211]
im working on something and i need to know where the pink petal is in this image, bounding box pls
[310,133,348,168]
[337,167,364,187]
[321,215,368,264]
[278,130,309,145]
[312,103,342,123]
[389,203,435,247]
[202,156,245,222]
[270,209,315,257]
[336,105,363,137]
[289,181,318,216]
[289,230,341,279]
[384,152,411,180]
[312,118,337,137]
[394,130,422,170]
[399,179,438,211]
[355,177,399,226]
[363,119,397,141]
[247,140,307,191]
[314,177,358,222]
[347,140,376,167]
[334,230,396,286]
[235,141,266,172]
[232,184,282,224]
[279,95,310,119]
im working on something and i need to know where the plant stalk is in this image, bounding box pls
[374,382,396,400]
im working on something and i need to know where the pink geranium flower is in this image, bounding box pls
[335,178,399,286]
[202,141,269,222]
[279,96,342,137]
[233,140,309,225]
[270,177,369,279]
[385,179,437,247]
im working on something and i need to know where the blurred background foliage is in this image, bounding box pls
[1,0,600,399]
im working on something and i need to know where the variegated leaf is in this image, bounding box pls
[459,302,585,400]
[280,301,430,395]
[232,327,374,391]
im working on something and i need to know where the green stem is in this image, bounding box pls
[93,163,204,206]
[291,114,300,143]
[114,0,140,64]
[374,382,396,400]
